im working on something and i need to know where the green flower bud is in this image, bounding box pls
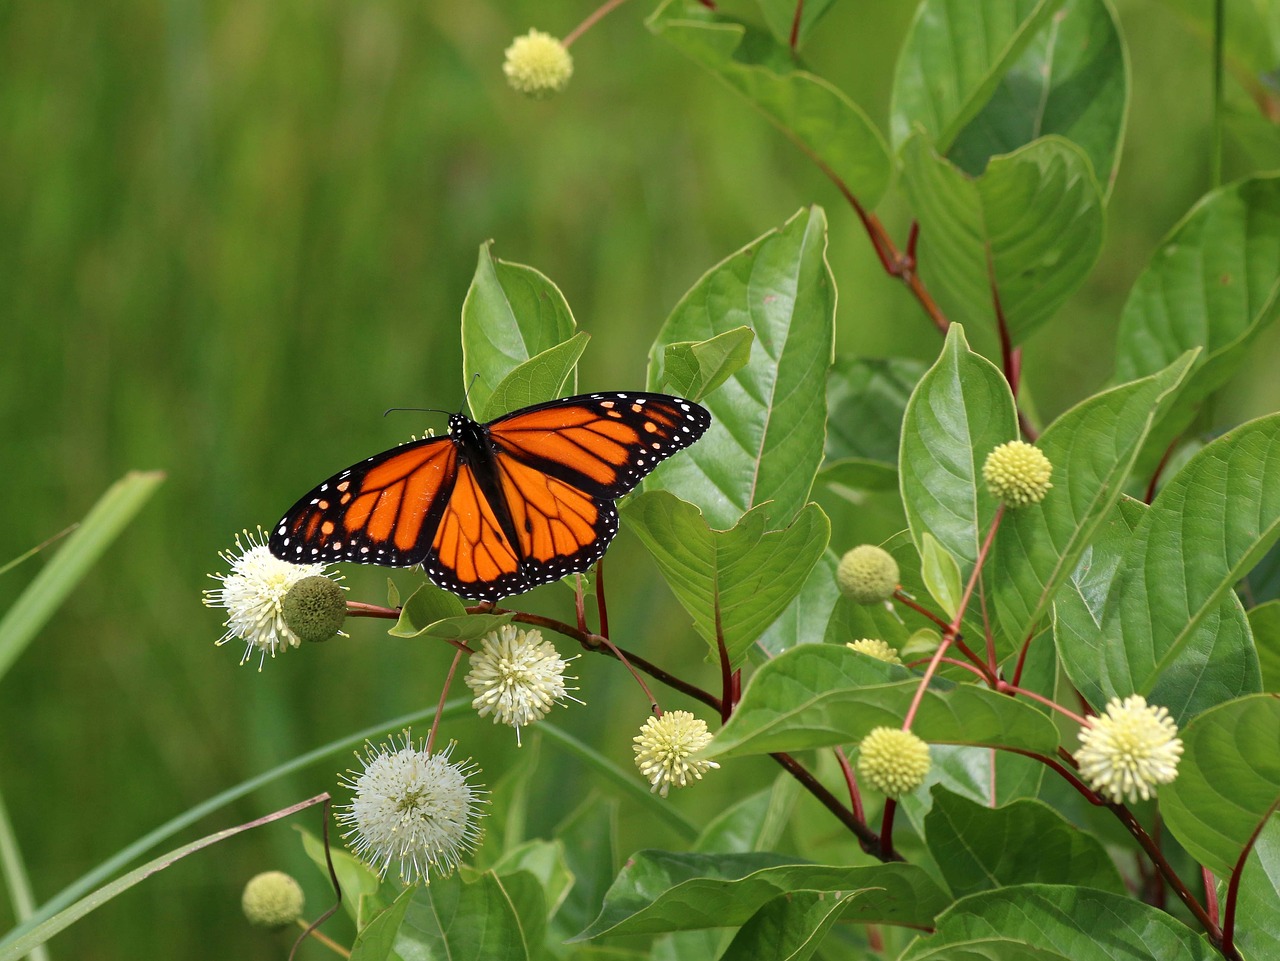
[836,545,899,603]
[241,870,304,928]
[281,575,346,643]
[857,727,931,797]
[982,440,1053,507]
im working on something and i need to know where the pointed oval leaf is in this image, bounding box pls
[461,242,577,419]
[901,135,1105,342]
[659,326,754,402]
[826,356,926,472]
[350,888,414,961]
[397,871,530,961]
[1160,694,1280,878]
[389,584,515,640]
[647,207,835,528]
[649,2,890,206]
[478,331,590,420]
[900,325,1016,576]
[1114,175,1280,476]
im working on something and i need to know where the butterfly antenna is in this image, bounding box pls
[382,406,450,418]
[459,372,484,415]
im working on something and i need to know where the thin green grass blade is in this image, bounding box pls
[0,784,48,961]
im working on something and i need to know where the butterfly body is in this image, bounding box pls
[269,392,711,600]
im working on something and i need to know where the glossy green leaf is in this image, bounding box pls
[397,871,529,960]
[902,885,1217,961]
[550,794,618,943]
[900,325,1016,577]
[1161,695,1280,877]
[1114,176,1280,475]
[1248,600,1280,691]
[1224,819,1280,961]
[756,550,839,658]
[624,492,830,669]
[350,887,413,961]
[491,839,574,921]
[659,327,754,404]
[992,354,1193,646]
[649,3,890,206]
[1058,416,1275,720]
[646,207,835,528]
[947,0,1128,193]
[708,643,1059,758]
[920,532,963,619]
[695,776,797,853]
[389,583,515,640]
[756,0,839,49]
[907,942,1068,961]
[924,787,1125,898]
[0,470,164,682]
[573,851,949,940]
[901,135,1105,342]
[719,890,863,961]
[890,0,1065,153]
[461,242,577,419]
[479,331,590,420]
[826,357,925,466]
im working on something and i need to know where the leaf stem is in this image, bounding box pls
[1222,796,1280,955]
[427,650,464,754]
[833,747,865,823]
[788,0,804,51]
[562,0,632,49]
[769,752,892,858]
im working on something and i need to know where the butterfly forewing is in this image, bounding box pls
[268,391,710,600]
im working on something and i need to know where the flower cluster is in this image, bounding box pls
[465,625,578,744]
[836,544,899,603]
[982,440,1053,507]
[503,29,573,98]
[847,638,903,665]
[633,711,719,797]
[857,727,931,797]
[1076,695,1183,804]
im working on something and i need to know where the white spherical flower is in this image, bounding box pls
[465,624,579,744]
[337,733,487,886]
[203,529,340,669]
[1077,695,1183,804]
[633,711,719,798]
[847,638,903,665]
[503,29,573,98]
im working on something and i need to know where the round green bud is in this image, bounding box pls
[241,870,305,928]
[836,545,899,603]
[857,727,931,797]
[281,575,346,643]
[982,440,1053,507]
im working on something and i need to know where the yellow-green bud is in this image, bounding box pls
[982,440,1053,507]
[847,638,902,665]
[241,870,305,928]
[281,575,346,643]
[857,727,931,797]
[836,545,899,603]
[503,29,573,98]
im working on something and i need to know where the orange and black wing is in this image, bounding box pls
[269,436,458,566]
[438,391,711,598]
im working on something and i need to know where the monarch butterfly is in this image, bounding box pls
[268,391,711,601]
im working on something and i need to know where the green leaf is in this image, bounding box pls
[350,887,413,961]
[624,493,829,670]
[900,325,1016,577]
[1225,819,1280,961]
[0,470,164,683]
[756,550,839,658]
[1248,600,1280,691]
[1114,175,1280,477]
[659,327,754,403]
[694,775,797,854]
[947,0,1128,194]
[573,851,949,940]
[491,839,574,921]
[397,871,529,960]
[755,0,839,49]
[890,0,1066,153]
[992,354,1194,646]
[709,644,1060,758]
[900,135,1105,342]
[479,331,590,420]
[719,890,865,961]
[389,583,515,640]
[826,357,926,466]
[648,3,890,206]
[920,533,963,619]
[299,827,386,928]
[461,242,577,419]
[646,207,835,528]
[1058,415,1275,720]
[902,885,1218,961]
[924,787,1125,898]
[551,795,618,944]
[1161,694,1280,878]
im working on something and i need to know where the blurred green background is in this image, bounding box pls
[1,0,1276,957]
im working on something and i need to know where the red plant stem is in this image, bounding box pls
[1204,867,1219,923]
[1223,797,1280,954]
[345,601,399,618]
[596,559,610,640]
[426,649,464,754]
[1144,438,1179,504]
[769,752,892,858]
[892,589,951,631]
[906,655,988,681]
[290,796,343,961]
[574,575,588,634]
[716,614,734,724]
[879,800,899,860]
[1010,628,1037,686]
[1005,747,1099,798]
[995,681,1087,726]
[788,0,804,50]
[562,0,632,48]
[834,747,865,822]
[594,631,660,713]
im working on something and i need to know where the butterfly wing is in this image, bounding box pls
[269,436,458,566]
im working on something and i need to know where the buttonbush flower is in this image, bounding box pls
[503,29,573,98]
[241,871,305,929]
[465,624,579,744]
[982,440,1053,507]
[282,575,347,644]
[1077,695,1183,804]
[847,638,903,665]
[836,545,899,603]
[204,529,341,669]
[857,727,931,797]
[633,711,719,797]
[337,733,486,885]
